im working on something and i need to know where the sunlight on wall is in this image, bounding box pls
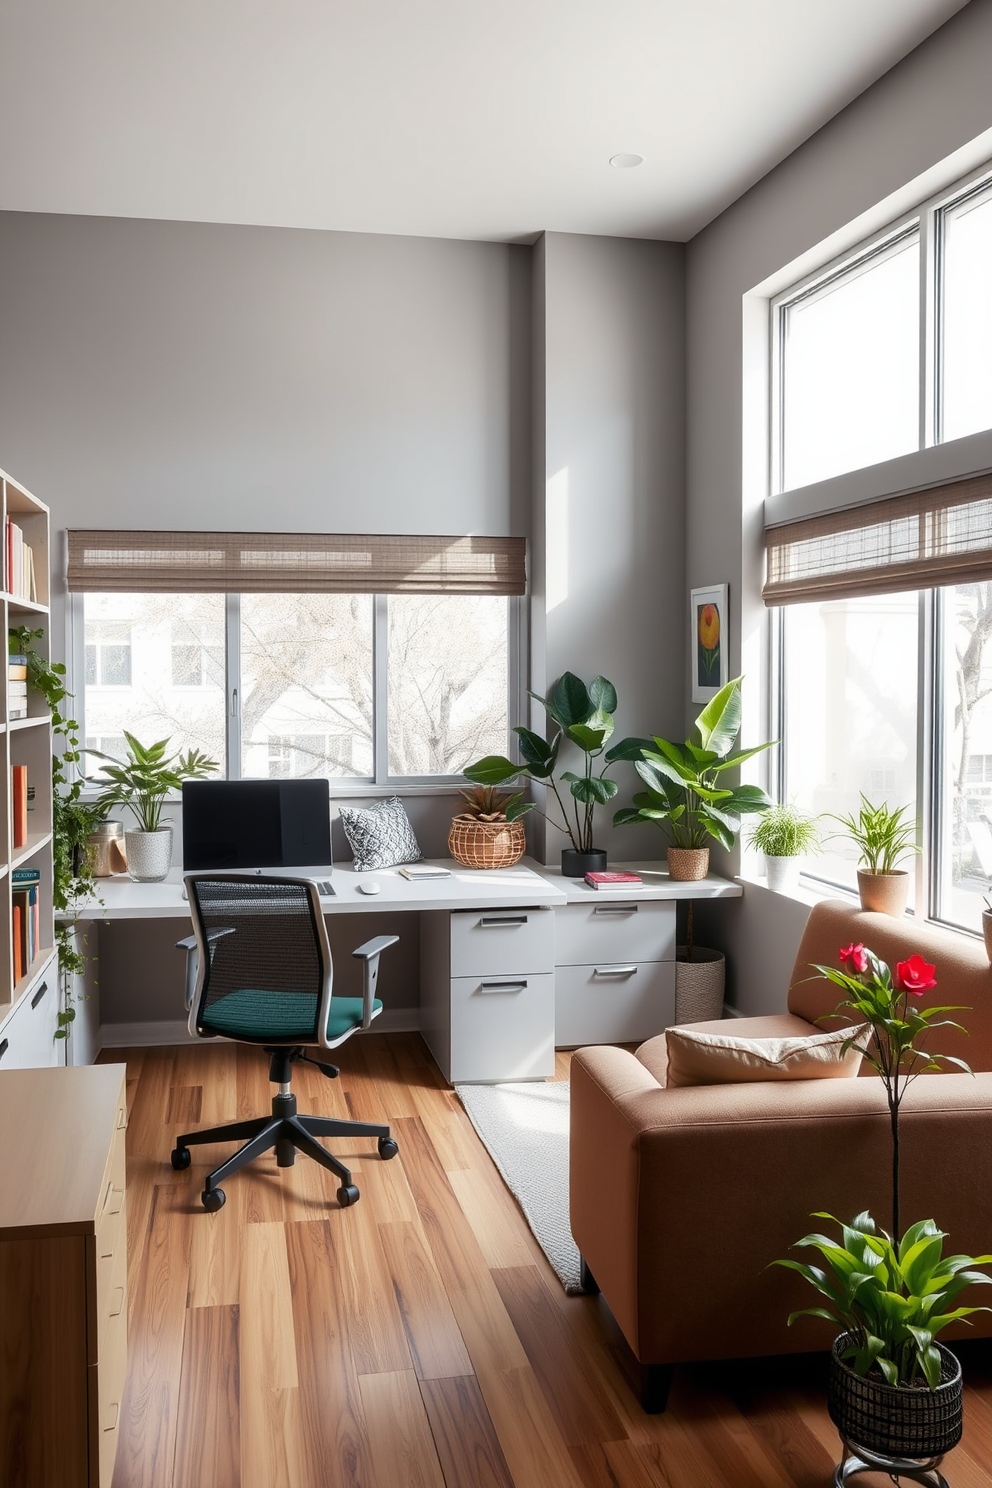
[546,467,569,612]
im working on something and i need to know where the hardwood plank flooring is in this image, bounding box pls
[107,1036,992,1487]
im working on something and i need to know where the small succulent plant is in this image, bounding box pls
[456,784,521,821]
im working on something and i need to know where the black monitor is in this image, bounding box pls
[182,780,332,872]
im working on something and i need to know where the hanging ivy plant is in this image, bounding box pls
[10,626,104,1039]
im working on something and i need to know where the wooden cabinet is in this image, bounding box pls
[0,1065,128,1488]
[0,466,57,1071]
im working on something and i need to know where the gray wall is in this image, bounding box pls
[685,0,992,1010]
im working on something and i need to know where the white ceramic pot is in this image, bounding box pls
[125,823,173,883]
[764,854,800,893]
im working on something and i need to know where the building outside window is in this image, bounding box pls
[770,167,992,936]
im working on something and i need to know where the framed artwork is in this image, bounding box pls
[690,584,729,703]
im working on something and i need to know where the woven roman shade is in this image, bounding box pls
[66,530,526,596]
[763,472,992,605]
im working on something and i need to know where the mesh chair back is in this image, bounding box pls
[187,876,331,1045]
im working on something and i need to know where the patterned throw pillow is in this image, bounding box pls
[339,797,423,872]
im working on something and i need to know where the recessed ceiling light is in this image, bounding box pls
[610,153,643,169]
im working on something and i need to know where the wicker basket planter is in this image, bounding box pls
[448,816,526,870]
[828,1333,963,1460]
[667,846,710,882]
[675,946,725,1023]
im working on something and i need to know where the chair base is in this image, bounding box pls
[172,1070,398,1211]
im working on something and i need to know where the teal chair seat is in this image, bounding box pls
[201,987,383,1043]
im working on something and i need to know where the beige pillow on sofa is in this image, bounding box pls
[664,1022,865,1087]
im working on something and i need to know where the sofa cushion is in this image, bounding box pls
[637,1013,816,1086]
[662,1021,865,1087]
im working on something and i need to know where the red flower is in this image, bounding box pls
[895,954,937,995]
[838,942,869,974]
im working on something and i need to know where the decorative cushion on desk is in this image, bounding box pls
[339,796,423,871]
[200,988,382,1042]
[664,1022,866,1086]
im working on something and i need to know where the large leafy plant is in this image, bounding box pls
[613,677,774,850]
[87,731,218,832]
[776,1212,992,1388]
[463,673,645,854]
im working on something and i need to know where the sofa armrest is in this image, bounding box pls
[570,1045,992,1368]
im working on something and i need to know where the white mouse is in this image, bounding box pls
[357,879,381,895]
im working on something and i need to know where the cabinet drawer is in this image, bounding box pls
[92,1296,127,1488]
[555,961,675,1048]
[449,906,554,978]
[98,1230,128,1362]
[449,971,555,1082]
[0,961,59,1070]
[555,900,675,967]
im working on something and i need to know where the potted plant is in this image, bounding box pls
[462,672,645,877]
[832,795,918,916]
[87,731,218,882]
[747,802,820,893]
[448,784,527,869]
[775,942,992,1473]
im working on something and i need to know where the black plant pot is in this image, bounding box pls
[561,849,607,878]
[828,1333,963,1459]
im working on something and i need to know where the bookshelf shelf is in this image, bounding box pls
[0,465,56,1069]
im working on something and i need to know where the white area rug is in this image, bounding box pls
[454,1080,582,1294]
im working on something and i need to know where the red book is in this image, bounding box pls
[584,870,644,889]
[11,765,27,849]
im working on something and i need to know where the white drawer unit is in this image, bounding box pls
[555,960,675,1047]
[421,906,556,1083]
[0,954,60,1070]
[555,899,676,967]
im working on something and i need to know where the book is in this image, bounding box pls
[7,654,27,665]
[584,870,644,889]
[8,681,27,696]
[8,708,26,721]
[398,864,452,880]
[11,902,22,983]
[12,867,40,885]
[7,663,27,681]
[12,765,28,848]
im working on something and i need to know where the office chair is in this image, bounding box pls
[171,874,399,1213]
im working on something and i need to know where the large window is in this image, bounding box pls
[771,166,992,935]
[78,592,513,785]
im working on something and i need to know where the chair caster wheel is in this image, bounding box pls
[171,1146,191,1171]
[378,1136,399,1160]
[202,1187,226,1213]
[338,1184,360,1207]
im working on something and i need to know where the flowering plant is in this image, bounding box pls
[814,944,969,1243]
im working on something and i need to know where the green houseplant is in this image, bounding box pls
[747,802,820,892]
[462,672,645,876]
[775,942,991,1469]
[832,795,918,916]
[87,731,217,883]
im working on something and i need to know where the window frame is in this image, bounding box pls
[767,156,992,936]
[69,590,523,794]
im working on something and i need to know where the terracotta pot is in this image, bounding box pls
[448,816,526,870]
[856,869,909,917]
[983,910,992,963]
[667,846,709,882]
[675,947,725,1023]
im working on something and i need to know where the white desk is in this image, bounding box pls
[72,859,742,1082]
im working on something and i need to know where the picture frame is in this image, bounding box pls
[690,584,729,703]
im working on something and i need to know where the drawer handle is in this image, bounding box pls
[479,915,528,927]
[103,1401,120,1433]
[0,1039,7,1062]
[594,965,639,978]
[108,1285,125,1319]
[117,1105,128,1130]
[593,904,639,915]
[478,980,528,993]
[103,1182,124,1217]
[30,981,49,1009]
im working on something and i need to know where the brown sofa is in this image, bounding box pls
[569,899,992,1410]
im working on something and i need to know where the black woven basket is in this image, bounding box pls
[828,1333,963,1459]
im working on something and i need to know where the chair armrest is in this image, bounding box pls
[352,934,399,1028]
[174,927,235,1011]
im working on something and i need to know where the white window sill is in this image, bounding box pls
[736,869,984,945]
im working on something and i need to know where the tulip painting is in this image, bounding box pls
[690,584,728,702]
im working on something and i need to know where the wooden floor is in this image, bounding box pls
[105,1034,992,1488]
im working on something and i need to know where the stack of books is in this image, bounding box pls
[8,652,27,720]
[12,867,41,983]
[5,521,37,602]
[584,870,645,891]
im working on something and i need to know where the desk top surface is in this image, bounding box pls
[73,858,743,921]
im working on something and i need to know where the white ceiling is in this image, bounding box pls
[0,1,970,243]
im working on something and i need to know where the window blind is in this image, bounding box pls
[66,530,527,596]
[763,471,992,605]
